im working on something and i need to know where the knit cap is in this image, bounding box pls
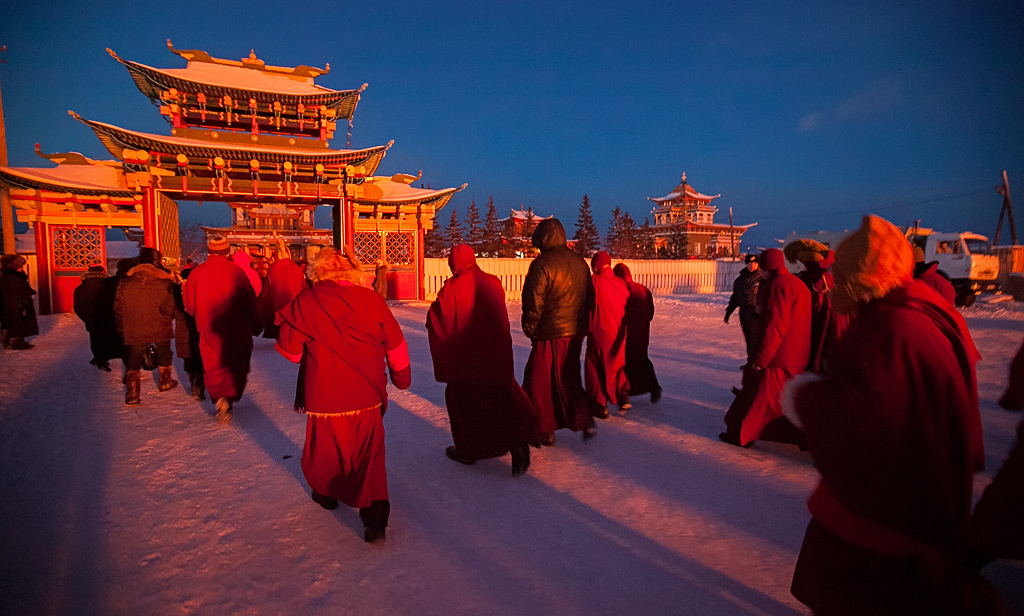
[207,236,230,256]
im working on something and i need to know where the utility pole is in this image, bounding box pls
[0,45,13,255]
[994,170,1017,246]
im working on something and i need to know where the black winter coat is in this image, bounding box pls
[725,268,760,322]
[73,272,107,331]
[0,268,39,338]
[113,263,179,345]
[521,219,594,340]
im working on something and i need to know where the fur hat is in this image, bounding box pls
[758,248,787,272]
[744,253,758,264]
[448,243,476,274]
[1,254,26,270]
[307,246,366,285]
[832,215,914,314]
[591,251,612,272]
[138,247,162,266]
[207,236,230,256]
[783,238,830,265]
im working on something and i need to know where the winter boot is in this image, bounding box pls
[125,371,142,406]
[188,372,206,401]
[510,443,531,477]
[158,366,179,392]
[445,446,476,465]
[360,500,390,544]
[9,337,33,350]
[215,397,233,425]
[583,418,597,442]
[1,330,10,349]
[618,396,632,414]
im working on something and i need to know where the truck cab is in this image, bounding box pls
[906,231,1000,306]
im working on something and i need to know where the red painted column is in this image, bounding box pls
[417,226,425,301]
[33,221,51,315]
[142,185,159,249]
[343,195,355,250]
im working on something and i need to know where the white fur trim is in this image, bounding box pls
[781,372,822,430]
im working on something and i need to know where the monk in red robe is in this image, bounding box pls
[426,244,538,476]
[585,251,630,416]
[276,246,410,544]
[260,240,307,339]
[785,215,997,615]
[613,263,662,403]
[183,236,262,424]
[721,247,811,447]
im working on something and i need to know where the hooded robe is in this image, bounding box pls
[260,257,306,339]
[613,263,661,397]
[585,252,630,408]
[427,244,538,458]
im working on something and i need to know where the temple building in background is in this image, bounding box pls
[0,40,463,312]
[648,173,755,258]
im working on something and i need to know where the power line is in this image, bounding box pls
[753,187,993,221]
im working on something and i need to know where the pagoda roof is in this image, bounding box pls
[71,113,391,170]
[353,176,467,208]
[649,174,721,204]
[0,163,131,196]
[501,208,552,222]
[108,43,365,119]
[653,221,757,233]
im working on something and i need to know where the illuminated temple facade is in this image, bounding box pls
[0,41,463,312]
[648,173,755,258]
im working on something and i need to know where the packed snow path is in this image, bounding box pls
[2,294,1022,615]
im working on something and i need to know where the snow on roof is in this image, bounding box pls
[152,61,339,96]
[0,164,129,192]
[501,208,552,222]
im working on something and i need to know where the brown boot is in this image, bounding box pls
[125,371,141,405]
[158,366,178,392]
[188,372,206,401]
[215,397,233,424]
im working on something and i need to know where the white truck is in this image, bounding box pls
[905,229,1000,307]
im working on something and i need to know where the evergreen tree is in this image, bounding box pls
[606,207,625,257]
[523,207,538,241]
[636,218,656,259]
[464,199,484,251]
[424,211,447,258]
[619,212,637,258]
[482,195,501,257]
[443,207,463,250]
[573,194,600,256]
[668,219,688,258]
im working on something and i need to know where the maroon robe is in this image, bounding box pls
[724,260,811,446]
[916,261,957,306]
[276,279,410,509]
[183,255,261,402]
[260,257,306,339]
[614,264,660,396]
[798,253,850,374]
[427,250,538,458]
[790,280,990,614]
[585,267,630,407]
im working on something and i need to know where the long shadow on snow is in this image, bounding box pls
[385,407,806,616]
[0,315,111,615]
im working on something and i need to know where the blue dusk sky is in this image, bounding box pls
[1,1,1022,251]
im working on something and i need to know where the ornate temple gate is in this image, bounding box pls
[354,229,417,297]
[49,224,106,312]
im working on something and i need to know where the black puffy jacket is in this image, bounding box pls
[521,219,594,340]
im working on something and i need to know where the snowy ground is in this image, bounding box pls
[1,293,1022,616]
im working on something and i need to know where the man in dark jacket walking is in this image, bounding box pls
[521,218,597,445]
[74,265,113,371]
[114,248,180,405]
[725,254,761,360]
[721,248,811,448]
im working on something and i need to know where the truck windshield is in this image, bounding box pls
[964,239,992,254]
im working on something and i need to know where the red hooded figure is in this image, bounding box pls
[275,246,410,543]
[426,244,537,475]
[721,247,811,447]
[796,249,850,374]
[613,263,662,402]
[260,248,306,339]
[183,237,262,424]
[786,216,995,615]
[584,251,630,414]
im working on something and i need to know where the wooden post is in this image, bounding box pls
[0,56,15,255]
[142,185,159,248]
[34,221,51,315]
[995,171,1017,246]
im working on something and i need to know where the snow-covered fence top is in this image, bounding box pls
[424,258,745,301]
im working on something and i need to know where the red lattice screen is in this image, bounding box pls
[52,226,104,271]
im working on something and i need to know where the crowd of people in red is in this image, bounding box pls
[48,212,1022,612]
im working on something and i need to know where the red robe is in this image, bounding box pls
[585,268,629,407]
[618,271,660,396]
[798,258,849,374]
[724,267,811,445]
[276,279,410,509]
[426,263,538,457]
[260,258,306,339]
[791,280,988,614]
[183,255,261,401]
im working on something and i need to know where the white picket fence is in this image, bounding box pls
[424,258,745,301]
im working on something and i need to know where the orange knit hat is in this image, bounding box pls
[832,215,914,314]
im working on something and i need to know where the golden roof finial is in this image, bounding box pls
[681,172,687,182]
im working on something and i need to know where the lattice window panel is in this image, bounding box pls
[52,226,103,271]
[158,194,181,263]
[386,232,414,265]
[354,232,382,264]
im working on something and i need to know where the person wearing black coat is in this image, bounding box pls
[520,218,598,445]
[74,265,113,370]
[724,254,761,360]
[0,254,39,350]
